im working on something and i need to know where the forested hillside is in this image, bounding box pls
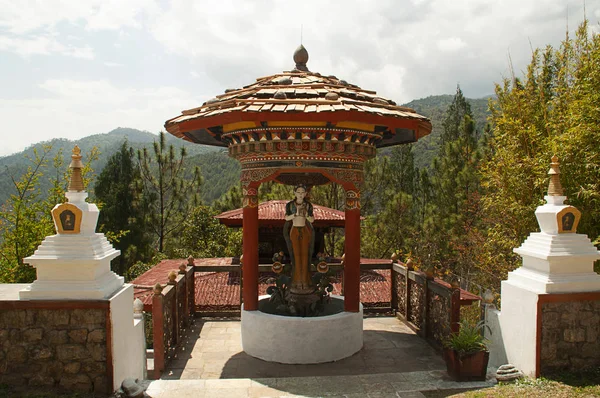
[0,128,217,205]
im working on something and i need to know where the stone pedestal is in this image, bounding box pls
[497,165,600,376]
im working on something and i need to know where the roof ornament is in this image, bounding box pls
[547,155,563,196]
[293,44,309,72]
[68,145,85,192]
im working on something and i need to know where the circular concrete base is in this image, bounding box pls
[241,295,363,364]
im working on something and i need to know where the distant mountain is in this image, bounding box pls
[0,95,493,207]
[0,127,217,206]
[403,95,492,169]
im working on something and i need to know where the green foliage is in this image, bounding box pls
[480,20,600,284]
[0,146,55,282]
[94,141,154,276]
[170,205,242,259]
[444,320,490,356]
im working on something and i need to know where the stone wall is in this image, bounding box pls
[0,305,110,394]
[540,299,600,374]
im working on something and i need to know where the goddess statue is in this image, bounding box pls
[283,184,315,294]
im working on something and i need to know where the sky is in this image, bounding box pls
[1,0,599,157]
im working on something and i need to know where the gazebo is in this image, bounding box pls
[165,45,432,316]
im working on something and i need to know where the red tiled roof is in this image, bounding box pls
[215,200,346,227]
[132,257,481,311]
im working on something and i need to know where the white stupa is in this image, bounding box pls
[19,146,124,300]
[509,155,600,293]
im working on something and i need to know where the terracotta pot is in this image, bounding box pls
[443,349,489,381]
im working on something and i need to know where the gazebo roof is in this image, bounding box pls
[165,45,431,149]
[215,199,347,227]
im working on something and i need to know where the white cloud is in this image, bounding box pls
[0,0,158,59]
[0,79,204,156]
[437,37,467,52]
[0,34,94,59]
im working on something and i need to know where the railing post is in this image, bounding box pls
[152,283,165,380]
[167,271,178,345]
[179,263,188,328]
[423,270,434,339]
[450,287,461,334]
[391,261,398,313]
[188,256,195,319]
[405,260,413,322]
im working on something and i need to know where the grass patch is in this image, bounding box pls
[457,368,600,398]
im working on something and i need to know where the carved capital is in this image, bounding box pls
[345,189,361,210]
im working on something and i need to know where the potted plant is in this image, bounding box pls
[443,320,491,381]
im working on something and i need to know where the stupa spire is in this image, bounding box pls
[68,145,85,192]
[547,155,563,196]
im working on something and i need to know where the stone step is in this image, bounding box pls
[141,370,496,398]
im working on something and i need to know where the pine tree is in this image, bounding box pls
[94,141,153,275]
[137,132,202,253]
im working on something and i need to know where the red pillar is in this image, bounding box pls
[242,185,259,311]
[344,187,361,312]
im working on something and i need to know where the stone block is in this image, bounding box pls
[561,312,579,323]
[0,329,8,341]
[12,362,42,377]
[45,361,64,379]
[56,344,89,361]
[0,373,25,386]
[564,328,586,343]
[87,329,105,343]
[70,309,105,327]
[81,359,106,374]
[28,374,55,387]
[68,329,88,344]
[7,346,27,363]
[46,330,68,345]
[93,375,108,394]
[542,327,561,343]
[23,328,43,342]
[64,362,81,374]
[541,343,557,360]
[581,314,600,327]
[586,326,598,343]
[0,310,34,328]
[37,310,70,326]
[581,343,600,359]
[59,374,92,392]
[86,343,106,361]
[9,329,21,342]
[543,312,560,324]
[30,346,53,360]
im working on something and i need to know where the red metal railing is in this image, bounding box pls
[151,264,195,379]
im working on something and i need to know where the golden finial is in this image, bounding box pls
[68,145,85,192]
[153,283,163,295]
[167,270,177,285]
[547,155,564,196]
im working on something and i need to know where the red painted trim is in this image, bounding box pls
[344,208,361,312]
[175,110,421,135]
[536,297,542,378]
[242,204,259,311]
[538,291,600,303]
[105,307,114,393]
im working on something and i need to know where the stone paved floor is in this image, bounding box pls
[162,317,445,380]
[144,316,496,397]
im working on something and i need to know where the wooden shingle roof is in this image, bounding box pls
[165,46,432,148]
